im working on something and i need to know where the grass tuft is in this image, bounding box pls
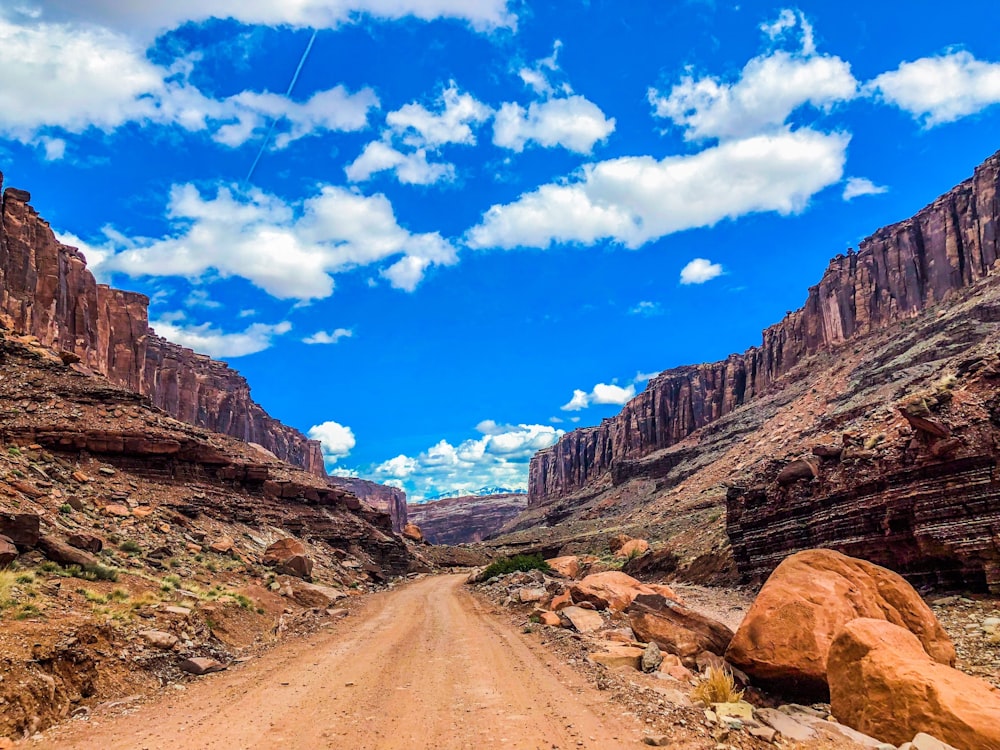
[692,665,744,706]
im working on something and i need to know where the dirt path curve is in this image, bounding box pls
[35,574,646,750]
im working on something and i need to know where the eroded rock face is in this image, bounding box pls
[726,549,955,697]
[529,151,1000,506]
[569,571,678,613]
[329,476,407,532]
[828,618,1000,748]
[0,178,324,477]
[628,593,734,667]
[406,493,528,545]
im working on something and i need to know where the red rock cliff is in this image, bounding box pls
[327,476,407,532]
[0,176,325,476]
[529,149,1000,505]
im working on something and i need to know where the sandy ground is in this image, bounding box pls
[33,575,646,750]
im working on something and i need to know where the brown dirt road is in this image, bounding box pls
[34,575,647,750]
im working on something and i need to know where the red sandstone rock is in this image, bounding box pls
[570,572,678,613]
[0,512,39,548]
[37,535,99,568]
[776,457,820,485]
[332,476,407,532]
[0,535,17,566]
[66,533,103,553]
[726,549,955,696]
[263,538,313,579]
[406,493,527,544]
[401,523,423,542]
[545,556,582,578]
[828,618,1000,748]
[628,593,734,667]
[617,539,650,558]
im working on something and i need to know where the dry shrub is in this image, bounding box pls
[692,665,744,705]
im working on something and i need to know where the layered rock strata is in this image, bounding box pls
[329,476,407,532]
[0,175,324,476]
[407,493,528,545]
[529,150,1000,505]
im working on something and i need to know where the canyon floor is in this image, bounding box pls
[32,575,649,750]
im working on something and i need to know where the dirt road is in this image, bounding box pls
[35,575,646,750]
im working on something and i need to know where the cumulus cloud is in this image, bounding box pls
[345,140,455,185]
[679,258,723,285]
[561,382,636,411]
[23,1,517,36]
[842,177,888,201]
[307,420,357,466]
[467,128,849,250]
[371,423,562,501]
[86,183,457,299]
[492,96,615,154]
[303,328,353,344]
[0,15,378,145]
[387,84,491,148]
[648,9,857,142]
[151,318,292,358]
[869,51,1000,126]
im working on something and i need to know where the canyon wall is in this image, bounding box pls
[407,493,528,545]
[328,476,407,531]
[529,149,1000,505]
[0,176,325,476]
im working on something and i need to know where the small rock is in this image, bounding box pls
[560,606,604,633]
[641,641,663,673]
[98,467,116,476]
[749,726,777,743]
[163,606,191,617]
[102,504,130,518]
[141,630,178,650]
[178,657,226,675]
[518,587,546,603]
[587,646,644,670]
[911,733,959,750]
[642,735,671,746]
[208,537,234,554]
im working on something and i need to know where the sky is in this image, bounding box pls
[2,1,1000,501]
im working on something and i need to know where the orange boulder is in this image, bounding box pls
[829,618,1000,748]
[401,523,423,542]
[545,555,582,579]
[628,593,734,667]
[570,571,678,613]
[726,549,954,696]
[616,539,650,559]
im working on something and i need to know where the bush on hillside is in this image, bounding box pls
[478,554,551,582]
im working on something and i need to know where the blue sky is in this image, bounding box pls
[2,1,1000,501]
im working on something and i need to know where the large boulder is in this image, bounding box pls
[401,523,423,543]
[263,538,313,579]
[628,593,734,667]
[570,572,678,613]
[726,549,954,696]
[828,618,1000,748]
[66,533,103,553]
[0,512,40,548]
[616,539,650,559]
[38,535,99,568]
[545,555,582,579]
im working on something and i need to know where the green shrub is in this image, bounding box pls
[81,564,119,582]
[58,504,73,515]
[119,540,142,554]
[478,554,551,581]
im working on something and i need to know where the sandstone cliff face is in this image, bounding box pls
[328,476,407,532]
[0,176,324,476]
[407,493,528,545]
[529,150,1000,506]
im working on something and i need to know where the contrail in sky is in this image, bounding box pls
[244,29,319,187]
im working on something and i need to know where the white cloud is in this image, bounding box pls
[680,257,723,285]
[0,15,377,145]
[303,328,353,344]
[634,370,660,383]
[387,84,491,148]
[151,318,292,358]
[517,39,564,97]
[561,382,636,411]
[649,10,856,142]
[345,140,455,185]
[842,177,888,201]
[468,128,849,250]
[307,420,356,466]
[87,183,457,300]
[629,300,662,316]
[492,95,615,154]
[371,423,562,502]
[24,1,517,36]
[869,51,1000,126]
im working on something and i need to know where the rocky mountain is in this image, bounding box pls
[491,148,1000,589]
[407,493,528,545]
[328,476,407,531]
[0,178,324,476]
[425,486,526,501]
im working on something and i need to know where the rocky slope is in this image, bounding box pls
[407,493,528,545]
[0,178,324,476]
[0,326,419,738]
[529,149,1000,506]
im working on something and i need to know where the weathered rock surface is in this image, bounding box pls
[407,493,528,545]
[528,149,1000,507]
[0,177,326,477]
[828,618,1000,748]
[570,572,678,613]
[37,535,99,568]
[726,549,955,696]
[628,593,734,667]
[178,657,227,675]
[263,538,313,579]
[545,555,582,579]
[560,606,604,633]
[401,523,423,543]
[0,534,16,566]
